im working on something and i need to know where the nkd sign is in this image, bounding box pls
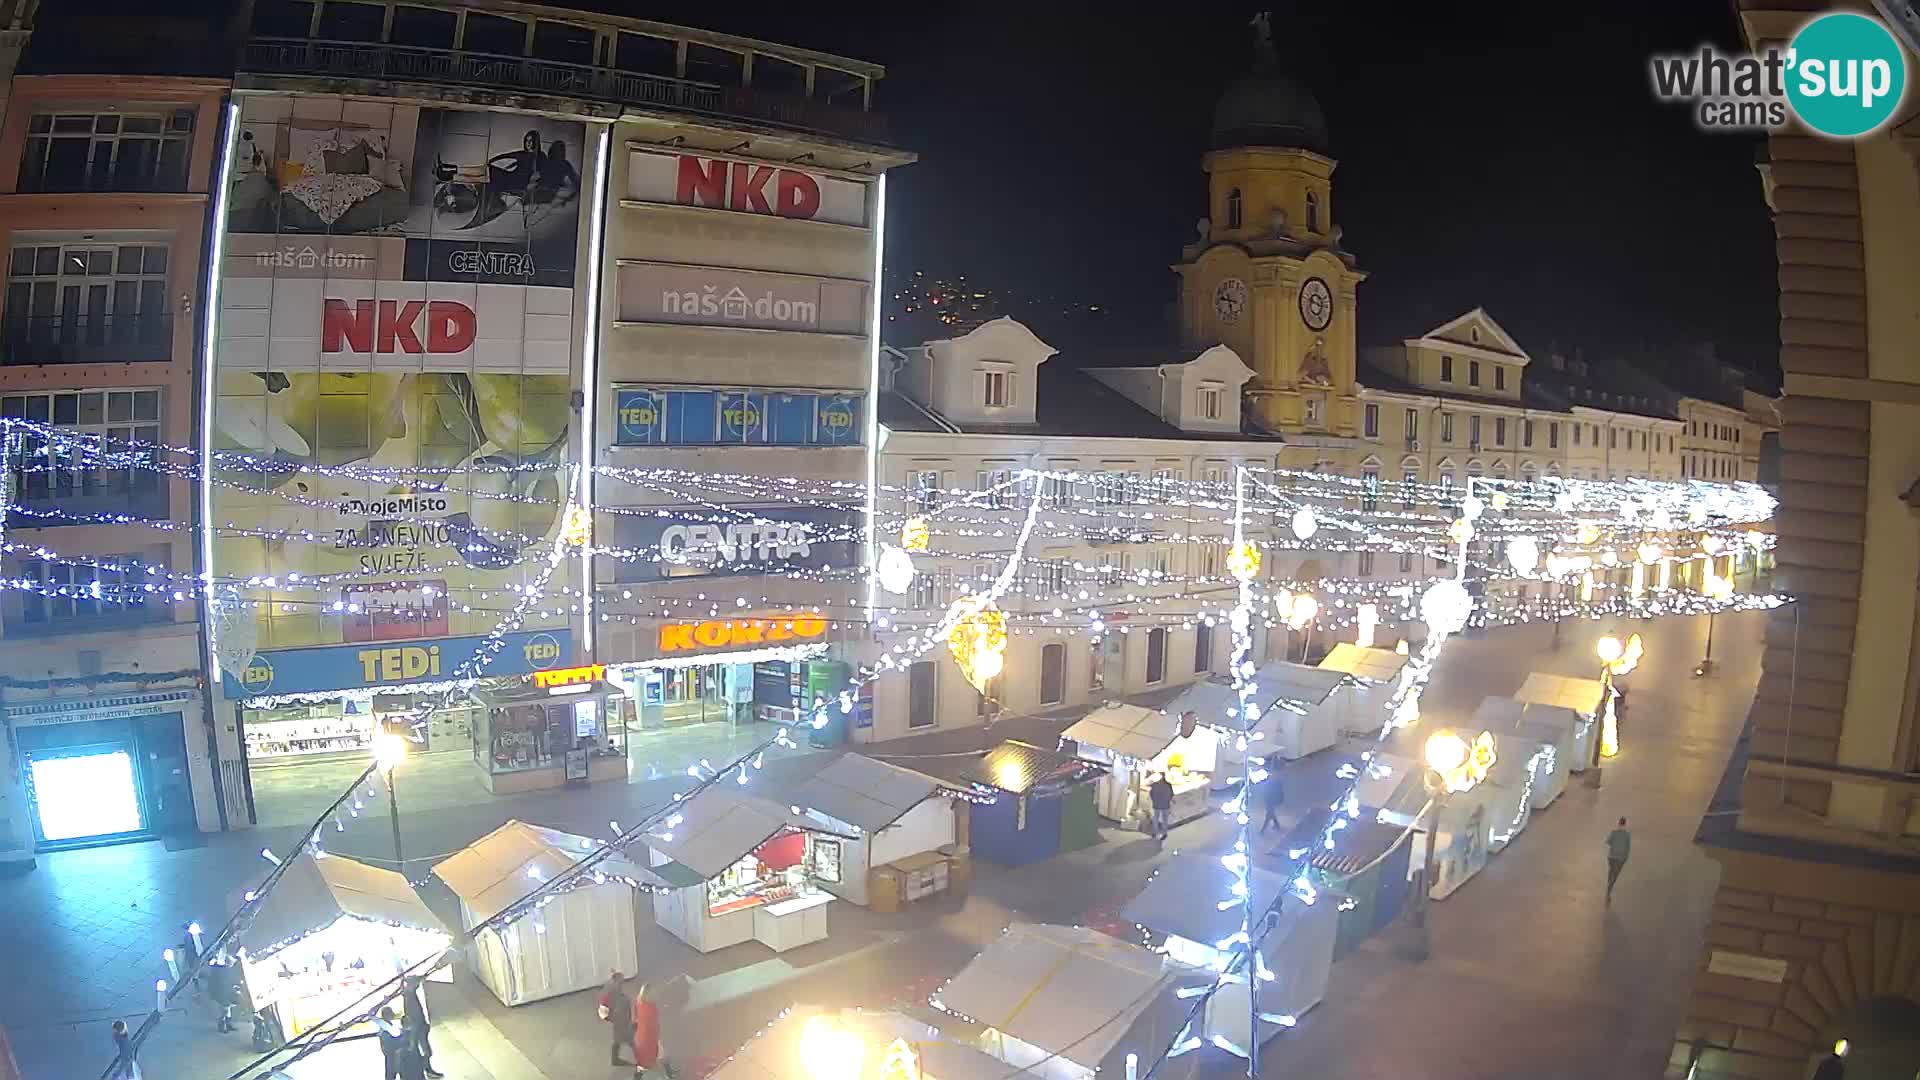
[618,262,868,335]
[627,150,870,228]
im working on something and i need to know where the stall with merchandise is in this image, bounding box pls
[469,667,632,794]
[229,851,450,1043]
[948,741,1106,868]
[707,1006,1006,1080]
[1060,702,1218,828]
[790,753,966,910]
[645,789,852,954]
[1471,697,1578,809]
[933,923,1195,1080]
[1317,644,1410,737]
[1120,852,1337,1052]
[434,820,656,1006]
[1510,673,1605,771]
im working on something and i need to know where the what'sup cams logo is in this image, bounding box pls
[1651,12,1908,137]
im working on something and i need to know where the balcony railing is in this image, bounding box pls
[242,39,891,145]
[1,313,174,366]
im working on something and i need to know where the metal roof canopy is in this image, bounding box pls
[936,923,1172,1071]
[646,789,852,881]
[1512,672,1607,716]
[1353,752,1425,818]
[790,754,949,833]
[1471,697,1584,744]
[433,819,662,924]
[962,740,1106,795]
[231,851,445,961]
[710,1005,1007,1080]
[1319,644,1409,683]
[1120,852,1288,947]
[1061,702,1189,762]
[1157,679,1240,729]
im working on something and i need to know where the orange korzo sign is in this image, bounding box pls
[659,616,830,653]
[531,664,608,689]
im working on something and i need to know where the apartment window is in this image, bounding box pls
[1304,394,1324,427]
[976,468,1013,510]
[1305,190,1321,233]
[1362,466,1380,511]
[1363,403,1379,438]
[1197,383,1223,421]
[1146,627,1168,685]
[19,110,195,193]
[6,243,173,364]
[1150,546,1172,577]
[1549,422,1560,449]
[4,389,163,505]
[1592,424,1599,444]
[1469,415,1482,448]
[981,369,1011,408]
[1040,643,1066,706]
[1440,356,1454,383]
[1225,187,1243,230]
[1494,417,1506,446]
[1089,638,1107,692]
[1196,542,1223,579]
[1440,413,1454,443]
[1152,467,1183,499]
[1040,472,1071,510]
[1398,550,1413,573]
[1405,408,1418,442]
[908,661,937,729]
[1495,367,1507,391]
[14,550,163,631]
[1194,622,1214,673]
[1439,470,1454,492]
[1469,360,1481,387]
[1522,419,1534,448]
[1094,471,1128,507]
[1402,469,1417,508]
[1358,550,1375,576]
[908,468,943,513]
[1036,560,1069,595]
[908,568,944,611]
[1609,429,1617,450]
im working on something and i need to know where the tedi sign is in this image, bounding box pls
[660,522,813,566]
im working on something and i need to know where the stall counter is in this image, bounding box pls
[754,892,831,952]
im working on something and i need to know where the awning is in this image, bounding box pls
[958,740,1106,796]
[1061,702,1190,762]
[1119,852,1287,946]
[790,754,951,833]
[1318,644,1408,683]
[934,923,1172,1071]
[1512,672,1607,716]
[645,788,852,881]
[433,819,662,923]
[1155,679,1240,731]
[1471,696,1584,744]
[231,851,445,961]
[709,1006,1006,1080]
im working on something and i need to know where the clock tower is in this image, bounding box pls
[1172,14,1366,437]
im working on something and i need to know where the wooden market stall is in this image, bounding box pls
[433,820,653,1006]
[1060,702,1218,828]
[1307,818,1415,959]
[933,923,1196,1080]
[1224,661,1347,766]
[644,789,854,955]
[707,1005,1007,1080]
[1318,644,1411,737]
[1511,673,1606,771]
[1352,751,1426,827]
[790,753,968,911]
[949,741,1105,868]
[229,852,450,1043]
[1471,697,1579,809]
[1119,852,1337,1051]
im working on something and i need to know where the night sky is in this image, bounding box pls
[688,0,1780,374]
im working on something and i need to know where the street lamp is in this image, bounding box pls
[373,730,408,878]
[1591,633,1640,776]
[1412,728,1488,961]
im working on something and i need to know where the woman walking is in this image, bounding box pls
[630,983,662,1078]
[599,971,634,1066]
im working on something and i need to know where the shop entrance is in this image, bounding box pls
[15,711,195,849]
[637,664,752,728]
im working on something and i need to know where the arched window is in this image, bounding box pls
[1226,188,1243,229]
[1305,190,1320,233]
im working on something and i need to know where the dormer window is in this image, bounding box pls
[981,367,1011,408]
[1470,326,1480,343]
[1226,188,1243,230]
[1305,190,1320,233]
[1196,382,1224,421]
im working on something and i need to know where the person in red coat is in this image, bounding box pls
[630,983,661,1076]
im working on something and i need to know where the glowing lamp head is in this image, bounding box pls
[1289,506,1317,540]
[1286,594,1318,631]
[1600,549,1619,567]
[372,732,408,772]
[1833,1039,1849,1058]
[799,1016,866,1080]
[1506,536,1540,575]
[1423,730,1469,776]
[1597,636,1624,665]
[1420,579,1473,637]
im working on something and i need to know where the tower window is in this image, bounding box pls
[1226,187,1243,229]
[1305,190,1320,233]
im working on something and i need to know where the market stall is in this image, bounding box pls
[1307,818,1414,959]
[1424,788,1494,899]
[1120,852,1336,1050]
[1480,748,1535,853]
[933,923,1195,1080]
[708,1005,1007,1080]
[469,669,632,794]
[1471,697,1578,809]
[1317,644,1411,737]
[1511,673,1605,771]
[228,851,450,1042]
[1060,702,1218,828]
[790,754,966,910]
[1220,661,1347,767]
[1352,751,1426,828]
[950,741,1106,868]
[433,819,656,1006]
[644,789,853,955]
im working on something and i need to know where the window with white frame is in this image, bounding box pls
[981,367,1011,408]
[1304,393,1324,427]
[1440,413,1454,443]
[907,468,943,513]
[976,468,1013,510]
[3,388,163,502]
[1195,541,1223,579]
[7,243,172,353]
[1439,470,1454,492]
[1399,549,1414,573]
[1196,382,1223,421]
[1364,403,1379,438]
[19,110,196,193]
[1494,417,1506,446]
[1358,550,1375,576]
[1402,468,1417,508]
[1094,471,1127,507]
[1035,559,1069,595]
[1202,463,1228,488]
[1042,471,1073,510]
[13,549,166,630]
[1150,546,1172,577]
[1405,408,1418,442]
[1152,467,1182,499]
[1469,414,1482,448]
[1523,419,1534,448]
[1362,466,1380,511]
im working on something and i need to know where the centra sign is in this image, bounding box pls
[661,522,812,566]
[658,616,829,653]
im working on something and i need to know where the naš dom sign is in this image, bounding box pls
[657,616,829,653]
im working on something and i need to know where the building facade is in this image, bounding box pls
[1667,5,1920,1079]
[0,53,229,863]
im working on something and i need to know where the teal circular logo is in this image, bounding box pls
[1786,13,1907,137]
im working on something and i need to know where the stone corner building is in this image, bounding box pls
[1670,4,1920,1078]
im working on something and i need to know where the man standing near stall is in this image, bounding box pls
[1147,773,1175,843]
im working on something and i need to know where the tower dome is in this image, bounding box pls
[1210,14,1328,154]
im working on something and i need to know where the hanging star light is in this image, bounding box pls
[874,546,915,595]
[559,505,592,548]
[1290,506,1318,540]
[900,517,930,552]
[1506,536,1540,575]
[1228,541,1262,582]
[946,594,1008,691]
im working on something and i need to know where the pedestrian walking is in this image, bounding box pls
[1812,1038,1848,1080]
[1259,766,1285,833]
[109,1019,143,1080]
[400,976,442,1079]
[630,983,662,1079]
[377,1007,407,1080]
[599,970,634,1066]
[1147,773,1174,843]
[1605,817,1632,904]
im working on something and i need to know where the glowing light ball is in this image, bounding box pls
[1596,636,1624,665]
[899,517,930,552]
[1600,549,1619,567]
[1637,542,1663,566]
[1290,507,1318,540]
[874,545,915,594]
[1421,579,1473,637]
[1506,536,1540,575]
[1701,535,1725,556]
[1461,494,1485,521]
[1285,594,1318,631]
[1228,542,1262,582]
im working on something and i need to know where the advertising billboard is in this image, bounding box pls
[625,149,871,227]
[616,262,869,335]
[213,95,588,662]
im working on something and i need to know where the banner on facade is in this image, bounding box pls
[617,261,868,335]
[609,506,860,583]
[224,629,573,698]
[625,149,870,227]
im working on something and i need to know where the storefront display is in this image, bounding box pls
[229,851,450,1043]
[242,698,479,762]
[470,674,629,794]
[1062,703,1217,828]
[791,753,963,908]
[644,789,851,954]
[6,691,201,850]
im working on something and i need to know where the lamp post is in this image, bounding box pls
[373,730,408,878]
[1411,729,1471,962]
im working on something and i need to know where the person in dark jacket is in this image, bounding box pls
[1812,1038,1849,1080]
[377,1007,407,1080]
[1147,774,1174,842]
[400,977,441,1079]
[599,971,634,1066]
[1259,767,1286,833]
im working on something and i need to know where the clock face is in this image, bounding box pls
[1213,278,1248,324]
[1299,277,1333,331]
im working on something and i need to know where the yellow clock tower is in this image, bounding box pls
[1173,14,1365,438]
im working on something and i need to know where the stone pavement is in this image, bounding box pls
[0,609,1768,1080]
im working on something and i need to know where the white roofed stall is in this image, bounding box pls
[1511,673,1605,769]
[1471,697,1578,809]
[1062,702,1219,825]
[1318,644,1411,737]
[789,754,964,907]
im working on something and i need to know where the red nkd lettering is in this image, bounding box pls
[675,155,727,208]
[776,170,821,219]
[670,154,825,222]
[728,162,777,214]
[322,299,475,354]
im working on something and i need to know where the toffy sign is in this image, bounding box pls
[657,615,830,654]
